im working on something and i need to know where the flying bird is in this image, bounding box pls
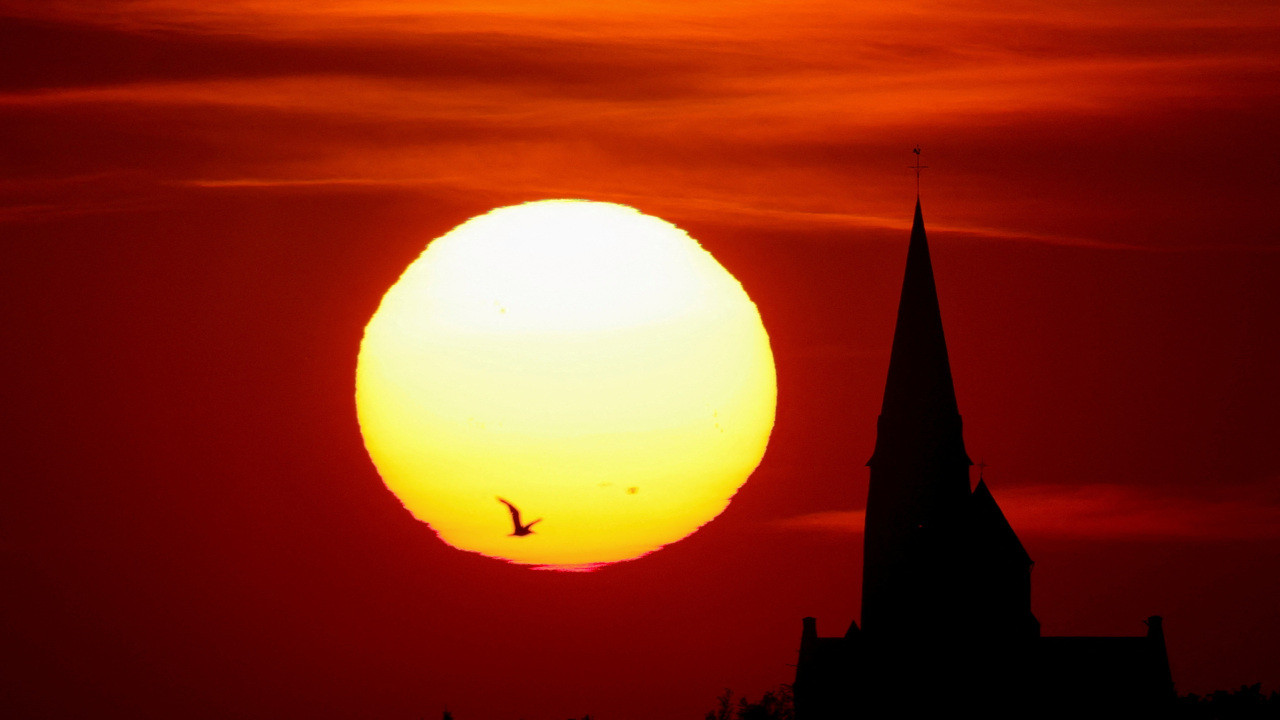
[497,497,541,536]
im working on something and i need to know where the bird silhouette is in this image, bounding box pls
[497,497,541,536]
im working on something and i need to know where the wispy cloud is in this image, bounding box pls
[775,483,1280,541]
[2,1,1275,247]
[775,508,867,533]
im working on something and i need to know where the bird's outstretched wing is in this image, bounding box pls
[497,497,522,527]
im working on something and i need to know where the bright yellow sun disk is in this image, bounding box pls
[356,200,776,569]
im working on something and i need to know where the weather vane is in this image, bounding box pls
[911,145,927,196]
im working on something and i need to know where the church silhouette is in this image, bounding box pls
[792,201,1176,719]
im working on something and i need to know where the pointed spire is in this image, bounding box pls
[868,200,970,467]
[882,199,957,415]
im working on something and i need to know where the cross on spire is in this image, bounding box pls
[911,146,927,197]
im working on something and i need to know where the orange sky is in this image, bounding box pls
[3,2,1278,718]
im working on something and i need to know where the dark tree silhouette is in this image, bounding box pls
[707,686,795,720]
[1177,684,1280,719]
[706,688,735,720]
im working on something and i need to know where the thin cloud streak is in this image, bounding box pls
[177,176,1156,250]
[1,52,1267,124]
[776,483,1280,541]
[11,1,1278,42]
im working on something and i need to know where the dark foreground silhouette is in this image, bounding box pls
[792,199,1173,719]
[706,686,794,720]
[1176,684,1280,720]
[705,684,1280,720]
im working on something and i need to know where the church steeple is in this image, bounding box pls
[795,194,1171,720]
[867,199,970,469]
[861,200,973,638]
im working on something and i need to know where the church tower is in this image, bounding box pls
[862,199,978,640]
[794,197,1172,720]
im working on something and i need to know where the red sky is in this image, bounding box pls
[2,2,1278,718]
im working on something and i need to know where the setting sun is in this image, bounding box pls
[356,200,776,569]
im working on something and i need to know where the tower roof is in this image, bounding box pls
[969,479,1032,566]
[868,200,970,467]
[881,199,959,418]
